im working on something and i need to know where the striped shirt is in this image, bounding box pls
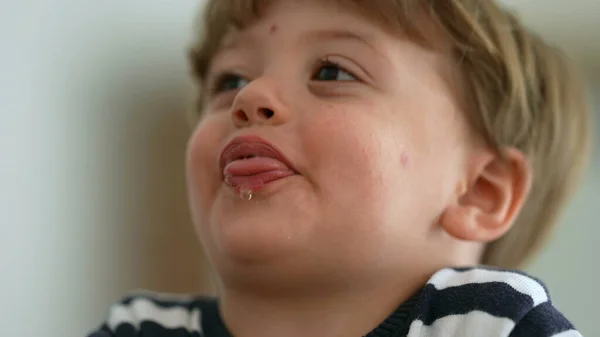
[88,267,582,337]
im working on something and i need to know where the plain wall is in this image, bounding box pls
[1,1,208,336]
[527,76,600,336]
[1,1,598,336]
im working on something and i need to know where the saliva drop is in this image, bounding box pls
[239,187,253,201]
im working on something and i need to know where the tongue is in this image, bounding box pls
[224,157,295,190]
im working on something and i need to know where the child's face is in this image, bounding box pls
[187,0,472,284]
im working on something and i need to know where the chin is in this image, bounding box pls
[199,207,301,266]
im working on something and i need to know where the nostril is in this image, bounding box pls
[261,108,275,119]
[235,110,249,122]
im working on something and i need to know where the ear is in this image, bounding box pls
[441,148,532,243]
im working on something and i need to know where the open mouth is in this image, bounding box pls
[219,135,297,191]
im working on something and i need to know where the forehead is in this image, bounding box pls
[218,1,386,51]
[216,0,448,52]
[191,0,450,80]
[216,0,379,26]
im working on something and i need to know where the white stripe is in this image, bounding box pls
[429,268,548,306]
[107,297,202,333]
[552,330,583,337]
[406,311,515,337]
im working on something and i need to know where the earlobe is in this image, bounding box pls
[441,204,480,241]
[441,148,532,243]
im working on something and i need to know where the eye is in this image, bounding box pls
[312,59,357,82]
[209,72,250,95]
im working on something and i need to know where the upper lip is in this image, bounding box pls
[219,135,297,176]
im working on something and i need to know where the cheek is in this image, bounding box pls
[302,109,402,212]
[394,110,467,227]
[300,99,453,231]
[401,152,411,168]
[298,106,428,264]
[186,117,225,211]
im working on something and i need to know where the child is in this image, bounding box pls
[88,0,591,336]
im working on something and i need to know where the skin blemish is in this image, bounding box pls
[401,152,411,168]
[269,24,278,34]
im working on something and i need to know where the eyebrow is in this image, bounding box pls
[302,28,381,53]
[217,28,381,57]
[217,31,251,55]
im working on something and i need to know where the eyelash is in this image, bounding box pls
[314,56,348,73]
[207,73,246,97]
[206,57,360,97]
[314,57,359,80]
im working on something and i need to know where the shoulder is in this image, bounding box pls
[427,266,550,307]
[417,266,549,325]
[90,291,220,336]
[406,266,580,337]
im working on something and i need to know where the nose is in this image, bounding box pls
[230,77,291,128]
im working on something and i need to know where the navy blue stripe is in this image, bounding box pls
[87,328,112,337]
[509,301,575,337]
[89,295,218,337]
[140,321,202,337]
[416,283,534,325]
[451,267,550,297]
[88,333,111,337]
[200,297,234,337]
[87,324,114,337]
[113,323,136,337]
[95,321,203,337]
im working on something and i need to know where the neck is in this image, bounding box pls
[218,277,425,337]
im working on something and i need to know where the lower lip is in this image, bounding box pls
[226,170,296,192]
[223,157,296,192]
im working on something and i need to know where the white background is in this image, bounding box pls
[1,1,598,336]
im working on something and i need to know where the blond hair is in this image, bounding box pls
[188,0,592,269]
